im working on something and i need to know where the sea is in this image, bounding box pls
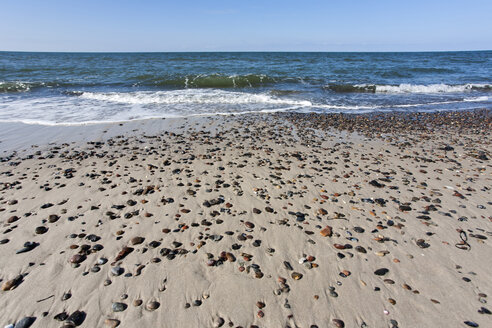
[0,51,491,125]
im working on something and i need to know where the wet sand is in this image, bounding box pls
[1,110,491,328]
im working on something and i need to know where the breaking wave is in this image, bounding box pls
[324,83,492,94]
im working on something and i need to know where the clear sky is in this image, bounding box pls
[1,0,491,52]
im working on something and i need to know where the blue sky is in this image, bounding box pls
[1,0,491,52]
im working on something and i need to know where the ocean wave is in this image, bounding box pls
[324,83,492,94]
[0,81,51,92]
[141,74,278,88]
[0,88,489,126]
[78,89,312,106]
[0,81,87,93]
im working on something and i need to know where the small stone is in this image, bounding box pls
[225,253,236,262]
[374,268,389,276]
[7,216,20,223]
[213,317,225,328]
[130,237,144,245]
[464,321,479,327]
[133,299,143,306]
[245,221,255,229]
[66,311,85,325]
[70,254,86,264]
[1,275,22,291]
[388,298,396,305]
[332,319,345,328]
[320,226,332,237]
[416,239,430,248]
[54,312,69,321]
[146,301,160,311]
[291,272,303,280]
[112,302,127,312]
[355,246,367,253]
[48,214,60,223]
[13,317,36,328]
[35,226,48,234]
[111,266,123,276]
[104,319,120,328]
[256,301,266,309]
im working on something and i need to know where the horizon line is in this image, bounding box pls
[1,49,491,54]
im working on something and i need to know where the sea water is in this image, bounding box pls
[0,51,490,125]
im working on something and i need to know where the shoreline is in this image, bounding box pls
[0,109,491,327]
[1,108,490,156]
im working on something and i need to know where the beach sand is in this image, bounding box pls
[0,111,491,328]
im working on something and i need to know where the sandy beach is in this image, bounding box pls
[0,111,491,328]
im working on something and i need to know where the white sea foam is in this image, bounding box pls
[373,83,491,94]
[0,88,489,126]
[464,96,488,102]
[79,89,312,106]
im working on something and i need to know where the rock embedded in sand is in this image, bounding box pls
[146,301,160,311]
[112,302,127,312]
[374,268,389,276]
[320,226,332,237]
[113,246,133,263]
[16,241,38,254]
[13,317,36,328]
[291,272,303,280]
[48,214,60,223]
[1,274,23,291]
[332,319,345,328]
[7,216,19,223]
[245,221,255,229]
[130,237,144,245]
[66,310,85,325]
[70,254,86,264]
[35,226,48,234]
[104,319,121,327]
[111,266,123,276]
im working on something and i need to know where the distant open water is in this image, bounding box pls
[0,51,491,125]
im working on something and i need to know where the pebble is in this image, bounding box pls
[374,268,389,276]
[48,214,60,223]
[146,301,160,311]
[35,226,48,234]
[13,317,36,328]
[130,236,145,245]
[66,311,85,325]
[112,302,127,312]
[213,317,225,327]
[70,254,86,264]
[245,221,255,229]
[291,272,303,280]
[1,275,23,291]
[320,226,333,237]
[104,319,121,328]
[111,266,123,276]
[332,319,345,328]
